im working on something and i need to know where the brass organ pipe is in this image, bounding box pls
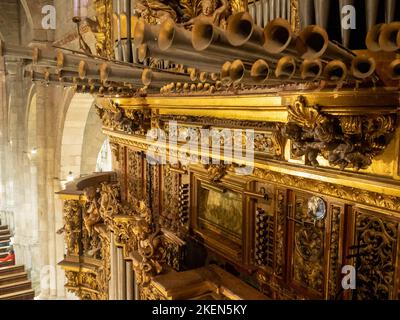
[138,44,222,73]
[251,59,271,83]
[99,62,142,85]
[192,17,275,63]
[125,0,132,62]
[297,25,355,61]
[263,18,297,55]
[157,19,228,68]
[133,19,159,48]
[32,47,57,66]
[366,23,384,52]
[141,68,193,87]
[221,61,232,85]
[339,0,354,48]
[229,59,257,84]
[158,18,193,52]
[300,59,323,80]
[78,60,103,79]
[299,0,314,30]
[388,59,400,80]
[269,0,275,23]
[385,0,396,23]
[379,22,400,52]
[275,55,296,80]
[281,0,287,20]
[274,0,280,19]
[314,0,330,30]
[350,55,376,79]
[323,60,348,83]
[366,0,380,32]
[226,12,265,51]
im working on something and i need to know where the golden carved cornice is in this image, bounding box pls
[253,168,400,213]
[284,96,397,171]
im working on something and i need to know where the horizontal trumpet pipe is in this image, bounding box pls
[275,55,297,80]
[379,22,400,52]
[297,25,355,61]
[99,62,143,85]
[133,18,160,47]
[350,55,376,79]
[138,43,223,73]
[141,68,193,87]
[192,17,276,63]
[229,59,258,84]
[158,18,193,52]
[366,24,385,52]
[251,59,271,83]
[221,61,233,85]
[300,59,323,80]
[388,59,400,80]
[263,18,297,55]
[32,47,57,66]
[323,60,348,83]
[227,12,265,48]
[226,12,274,61]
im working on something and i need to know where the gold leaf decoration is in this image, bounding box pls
[181,0,203,20]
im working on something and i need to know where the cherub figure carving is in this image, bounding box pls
[183,0,229,27]
[83,186,102,238]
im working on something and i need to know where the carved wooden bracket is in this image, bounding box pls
[284,96,397,171]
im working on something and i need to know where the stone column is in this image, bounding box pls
[126,261,134,300]
[117,247,126,300]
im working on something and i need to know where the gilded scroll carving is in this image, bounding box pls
[254,171,400,214]
[328,206,341,299]
[161,166,181,233]
[354,213,399,300]
[127,149,143,203]
[274,190,286,277]
[61,180,122,300]
[95,104,150,135]
[284,96,396,171]
[86,0,113,58]
[58,200,81,256]
[65,270,108,300]
[292,195,325,294]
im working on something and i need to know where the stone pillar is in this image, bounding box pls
[117,247,126,300]
[126,261,134,300]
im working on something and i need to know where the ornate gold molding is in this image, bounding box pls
[284,96,397,171]
[86,0,114,58]
[253,168,400,213]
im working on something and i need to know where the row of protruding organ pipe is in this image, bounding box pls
[297,0,398,48]
[246,0,292,28]
[0,40,197,94]
[134,12,400,87]
[1,14,399,93]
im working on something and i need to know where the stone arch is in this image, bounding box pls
[59,93,107,182]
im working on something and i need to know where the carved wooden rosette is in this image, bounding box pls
[284,96,396,171]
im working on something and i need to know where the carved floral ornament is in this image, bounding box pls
[284,96,397,171]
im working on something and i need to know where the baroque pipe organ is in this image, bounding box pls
[4,0,400,299]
